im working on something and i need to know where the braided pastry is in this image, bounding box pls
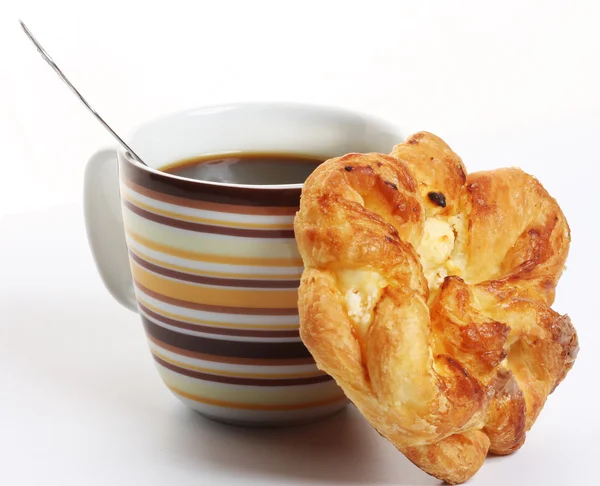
[294,132,578,484]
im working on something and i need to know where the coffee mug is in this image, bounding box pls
[84,102,402,426]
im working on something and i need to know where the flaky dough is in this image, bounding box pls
[294,132,578,484]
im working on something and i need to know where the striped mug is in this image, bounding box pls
[84,102,401,426]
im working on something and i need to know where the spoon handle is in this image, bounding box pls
[19,20,146,165]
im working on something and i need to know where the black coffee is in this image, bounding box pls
[161,153,323,185]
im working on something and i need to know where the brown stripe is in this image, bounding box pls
[120,158,303,207]
[138,296,297,330]
[153,348,322,378]
[122,177,298,216]
[153,355,330,386]
[122,190,294,229]
[139,305,299,338]
[135,280,298,316]
[147,334,315,365]
[130,251,300,289]
[124,200,295,238]
[143,318,311,359]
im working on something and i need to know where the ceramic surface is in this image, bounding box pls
[84,102,402,425]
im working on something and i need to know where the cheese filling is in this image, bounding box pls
[336,215,465,333]
[417,216,464,290]
[338,269,387,335]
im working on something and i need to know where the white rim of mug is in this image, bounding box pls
[121,101,402,190]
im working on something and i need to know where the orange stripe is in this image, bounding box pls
[130,245,302,280]
[137,295,298,330]
[131,260,298,309]
[151,349,324,379]
[122,192,294,230]
[126,230,303,267]
[122,177,298,216]
[168,385,347,411]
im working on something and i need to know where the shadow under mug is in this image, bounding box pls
[84,102,402,426]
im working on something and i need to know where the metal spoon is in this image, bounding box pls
[19,20,147,165]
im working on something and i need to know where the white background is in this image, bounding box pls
[1,1,599,485]
[2,0,600,214]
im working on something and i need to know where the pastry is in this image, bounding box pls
[293,132,578,484]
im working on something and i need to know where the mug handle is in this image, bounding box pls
[84,148,138,312]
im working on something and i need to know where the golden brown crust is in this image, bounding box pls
[294,132,578,484]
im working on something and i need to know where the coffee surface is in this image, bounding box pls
[161,153,323,185]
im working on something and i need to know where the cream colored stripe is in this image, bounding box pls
[157,366,344,407]
[127,235,304,275]
[123,206,299,260]
[121,188,294,230]
[131,260,298,309]
[126,231,303,267]
[130,244,302,280]
[152,349,323,379]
